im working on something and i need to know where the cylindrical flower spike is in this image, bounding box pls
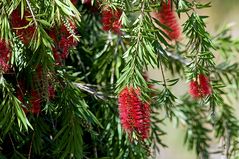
[101,8,122,34]
[47,20,77,64]
[151,0,181,41]
[189,81,201,98]
[198,74,212,96]
[118,87,150,140]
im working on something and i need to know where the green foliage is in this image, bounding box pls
[0,76,32,134]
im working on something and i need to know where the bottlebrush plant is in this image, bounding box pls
[1,0,239,159]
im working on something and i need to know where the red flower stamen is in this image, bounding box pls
[48,85,56,99]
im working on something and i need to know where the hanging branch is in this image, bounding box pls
[74,82,116,100]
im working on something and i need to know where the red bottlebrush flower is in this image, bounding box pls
[47,21,77,64]
[0,59,9,72]
[36,66,43,79]
[118,88,134,132]
[0,40,10,58]
[118,87,150,140]
[0,40,11,72]
[59,21,77,59]
[189,80,201,98]
[48,85,55,99]
[112,20,122,34]
[11,9,36,45]
[101,8,122,34]
[16,81,42,114]
[198,74,212,96]
[151,0,181,40]
[138,103,150,139]
[48,28,58,43]
[30,90,41,114]
[189,74,212,98]
[58,37,71,59]
[47,29,62,64]
[53,50,62,64]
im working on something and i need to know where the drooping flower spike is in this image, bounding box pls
[48,20,77,64]
[118,87,150,140]
[151,0,181,41]
[101,8,122,34]
[189,74,212,98]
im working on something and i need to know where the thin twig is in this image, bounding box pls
[225,122,231,158]
[111,37,120,85]
[28,133,34,159]
[74,83,116,100]
[159,56,167,88]
[9,134,16,151]
[93,143,98,158]
[208,150,224,154]
[164,51,190,65]
[26,0,38,28]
